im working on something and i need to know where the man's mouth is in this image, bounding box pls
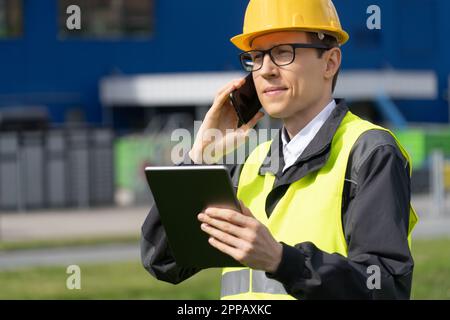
[263,87,288,96]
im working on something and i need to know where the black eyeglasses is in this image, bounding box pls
[239,43,332,72]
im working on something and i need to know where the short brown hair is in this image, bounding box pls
[307,33,340,93]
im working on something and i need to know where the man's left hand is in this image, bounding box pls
[197,202,282,273]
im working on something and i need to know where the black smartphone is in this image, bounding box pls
[229,73,263,126]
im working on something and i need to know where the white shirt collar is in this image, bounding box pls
[281,99,337,172]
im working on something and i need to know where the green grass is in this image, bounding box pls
[0,238,448,299]
[411,238,450,300]
[0,235,140,252]
[0,262,221,300]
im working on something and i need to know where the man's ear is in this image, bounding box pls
[324,48,341,80]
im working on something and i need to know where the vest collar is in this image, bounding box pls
[259,99,349,177]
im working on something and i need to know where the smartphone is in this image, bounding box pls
[229,73,263,126]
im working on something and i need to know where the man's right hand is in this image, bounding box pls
[188,77,265,164]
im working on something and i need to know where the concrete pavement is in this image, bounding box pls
[0,243,139,271]
[0,205,150,242]
[0,196,449,243]
[0,196,449,271]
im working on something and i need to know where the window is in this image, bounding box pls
[0,0,22,38]
[58,0,153,39]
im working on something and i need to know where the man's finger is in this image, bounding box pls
[216,78,243,96]
[211,79,246,112]
[207,237,243,263]
[241,111,265,131]
[205,207,252,226]
[239,200,254,217]
[199,213,245,238]
[200,223,244,249]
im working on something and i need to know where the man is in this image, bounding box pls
[141,0,418,299]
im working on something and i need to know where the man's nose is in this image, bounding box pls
[259,53,278,78]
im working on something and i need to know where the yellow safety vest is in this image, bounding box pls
[221,111,418,300]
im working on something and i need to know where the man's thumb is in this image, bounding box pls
[239,200,253,217]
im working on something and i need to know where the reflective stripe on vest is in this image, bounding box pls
[220,111,419,300]
[221,269,287,297]
[220,269,250,297]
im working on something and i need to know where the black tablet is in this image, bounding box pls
[145,165,243,269]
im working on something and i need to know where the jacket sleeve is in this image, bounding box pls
[266,143,414,299]
[140,204,202,284]
[140,153,243,284]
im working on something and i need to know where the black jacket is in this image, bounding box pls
[140,99,414,299]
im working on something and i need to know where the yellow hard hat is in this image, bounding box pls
[231,0,349,51]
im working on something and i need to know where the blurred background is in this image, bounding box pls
[0,0,449,299]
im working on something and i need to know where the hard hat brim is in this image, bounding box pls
[231,27,349,51]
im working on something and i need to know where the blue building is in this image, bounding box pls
[0,0,448,129]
